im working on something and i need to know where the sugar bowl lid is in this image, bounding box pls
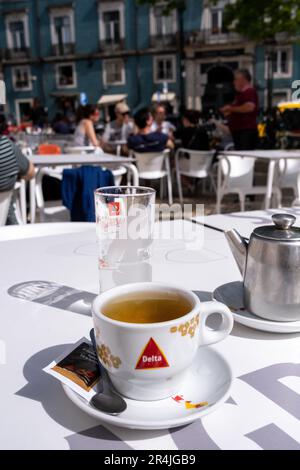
[254,213,300,240]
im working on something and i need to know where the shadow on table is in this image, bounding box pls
[7,281,96,317]
[193,290,300,341]
[15,344,184,450]
[219,207,300,228]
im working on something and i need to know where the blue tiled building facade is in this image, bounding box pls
[0,0,298,123]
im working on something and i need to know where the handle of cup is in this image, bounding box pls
[198,301,233,346]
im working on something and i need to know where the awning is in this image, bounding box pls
[278,101,300,112]
[152,92,176,103]
[51,91,80,98]
[98,94,127,106]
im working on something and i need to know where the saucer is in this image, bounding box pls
[63,347,233,430]
[213,281,300,334]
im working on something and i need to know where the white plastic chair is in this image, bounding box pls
[0,190,12,226]
[216,155,280,213]
[133,149,173,205]
[13,181,27,224]
[175,148,215,204]
[277,158,300,206]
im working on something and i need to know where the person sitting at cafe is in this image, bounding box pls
[102,102,134,147]
[0,115,35,224]
[73,104,103,149]
[52,112,71,135]
[150,103,175,138]
[175,110,210,151]
[127,108,174,153]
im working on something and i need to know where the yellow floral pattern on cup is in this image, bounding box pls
[97,343,122,369]
[170,314,200,338]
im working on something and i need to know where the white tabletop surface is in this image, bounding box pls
[219,150,300,160]
[29,153,134,166]
[192,208,300,239]
[0,220,299,450]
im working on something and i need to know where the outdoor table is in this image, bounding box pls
[28,153,139,223]
[191,207,300,239]
[219,150,300,210]
[0,220,299,450]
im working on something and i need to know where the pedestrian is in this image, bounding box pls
[220,69,259,150]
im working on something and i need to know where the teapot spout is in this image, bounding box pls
[225,229,248,277]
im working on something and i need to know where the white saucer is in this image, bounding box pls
[213,281,300,334]
[63,347,233,430]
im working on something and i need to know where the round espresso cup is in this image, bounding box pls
[92,282,233,401]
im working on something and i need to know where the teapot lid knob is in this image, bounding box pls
[272,213,296,230]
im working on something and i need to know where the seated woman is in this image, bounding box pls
[73,105,103,149]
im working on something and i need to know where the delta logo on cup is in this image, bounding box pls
[135,338,169,370]
[92,282,233,401]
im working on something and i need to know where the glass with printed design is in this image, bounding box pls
[94,186,156,293]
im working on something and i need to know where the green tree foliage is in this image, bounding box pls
[138,0,300,41]
[222,0,300,41]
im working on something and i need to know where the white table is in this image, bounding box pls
[0,221,299,450]
[28,153,139,223]
[219,150,300,209]
[192,208,300,239]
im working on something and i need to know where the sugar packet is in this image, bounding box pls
[44,338,101,400]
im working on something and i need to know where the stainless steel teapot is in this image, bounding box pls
[225,213,300,322]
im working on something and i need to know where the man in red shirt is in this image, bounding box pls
[220,69,259,150]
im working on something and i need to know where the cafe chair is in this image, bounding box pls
[0,190,12,226]
[13,181,27,224]
[132,149,173,205]
[175,149,215,204]
[277,158,300,206]
[37,144,62,155]
[216,154,280,213]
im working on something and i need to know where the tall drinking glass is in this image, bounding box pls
[95,186,156,292]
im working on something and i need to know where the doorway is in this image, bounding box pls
[201,63,237,112]
[15,98,33,124]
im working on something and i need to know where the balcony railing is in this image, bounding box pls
[52,43,75,56]
[5,48,30,60]
[150,34,178,48]
[99,38,125,52]
[186,29,242,46]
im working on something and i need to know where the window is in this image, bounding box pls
[50,8,75,54]
[99,2,124,45]
[274,48,292,77]
[154,56,176,83]
[12,66,32,91]
[103,59,125,86]
[56,63,76,88]
[103,11,120,43]
[6,13,30,51]
[9,21,26,49]
[211,8,226,34]
[150,4,177,37]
